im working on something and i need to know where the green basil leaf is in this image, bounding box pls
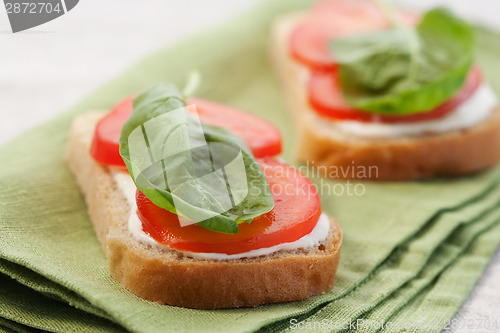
[330,8,475,115]
[119,83,274,234]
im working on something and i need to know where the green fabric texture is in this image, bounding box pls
[0,273,121,333]
[1,0,500,332]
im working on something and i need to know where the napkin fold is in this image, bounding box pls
[1,0,500,332]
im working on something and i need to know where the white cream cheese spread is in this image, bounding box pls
[327,84,498,138]
[110,170,330,260]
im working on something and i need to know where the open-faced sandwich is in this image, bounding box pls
[65,83,342,309]
[271,0,500,180]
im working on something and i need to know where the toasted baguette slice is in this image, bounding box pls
[270,13,500,181]
[65,111,342,309]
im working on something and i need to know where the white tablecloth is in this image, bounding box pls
[1,1,498,332]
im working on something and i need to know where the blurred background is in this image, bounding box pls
[2,0,500,146]
[1,1,499,331]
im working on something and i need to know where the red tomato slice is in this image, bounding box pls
[289,0,418,71]
[90,95,134,167]
[311,0,388,20]
[136,157,322,254]
[308,67,482,123]
[189,98,282,158]
[90,97,283,167]
[311,0,419,25]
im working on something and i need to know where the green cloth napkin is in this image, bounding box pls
[1,0,500,332]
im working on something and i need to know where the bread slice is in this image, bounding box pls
[270,13,500,181]
[65,111,342,309]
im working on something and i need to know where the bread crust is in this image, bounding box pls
[271,14,500,181]
[65,112,342,309]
